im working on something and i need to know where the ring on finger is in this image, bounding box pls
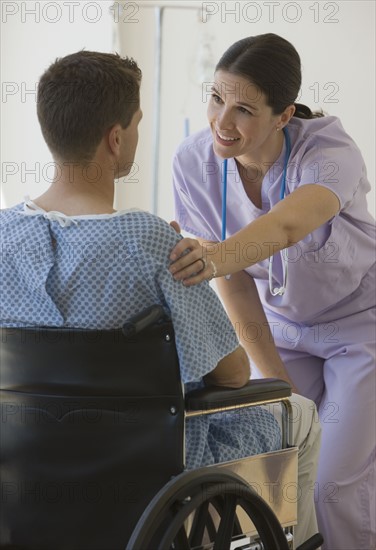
[208,260,218,281]
[197,257,207,272]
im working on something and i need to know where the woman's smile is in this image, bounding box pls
[215,129,241,146]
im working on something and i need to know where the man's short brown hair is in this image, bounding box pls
[37,51,142,163]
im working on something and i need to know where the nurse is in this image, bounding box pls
[169,34,375,549]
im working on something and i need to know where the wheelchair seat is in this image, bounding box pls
[0,306,323,549]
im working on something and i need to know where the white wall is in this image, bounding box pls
[0,0,114,208]
[116,0,375,222]
[1,1,375,223]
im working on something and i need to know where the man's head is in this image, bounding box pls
[37,51,142,165]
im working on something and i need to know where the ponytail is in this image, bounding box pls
[294,102,324,119]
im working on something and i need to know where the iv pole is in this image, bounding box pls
[125,1,202,214]
[152,6,163,215]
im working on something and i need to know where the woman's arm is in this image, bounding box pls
[167,226,295,390]
[169,184,340,285]
[215,270,299,392]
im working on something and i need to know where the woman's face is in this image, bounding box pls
[207,70,283,164]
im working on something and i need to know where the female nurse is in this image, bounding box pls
[169,33,375,550]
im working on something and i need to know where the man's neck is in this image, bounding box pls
[33,161,116,215]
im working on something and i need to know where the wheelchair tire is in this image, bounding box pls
[126,466,290,550]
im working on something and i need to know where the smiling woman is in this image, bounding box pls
[207,70,296,209]
[170,33,376,550]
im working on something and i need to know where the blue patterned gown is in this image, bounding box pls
[0,200,281,468]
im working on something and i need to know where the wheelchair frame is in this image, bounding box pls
[0,305,322,549]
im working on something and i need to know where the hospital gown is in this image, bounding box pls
[0,200,281,469]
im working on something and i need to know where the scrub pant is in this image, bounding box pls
[272,305,376,550]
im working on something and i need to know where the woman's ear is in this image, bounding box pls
[280,104,296,126]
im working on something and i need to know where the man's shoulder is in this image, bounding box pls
[118,210,181,249]
[0,203,25,231]
[1,203,24,215]
[119,209,176,233]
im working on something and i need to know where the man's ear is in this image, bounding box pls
[108,124,122,156]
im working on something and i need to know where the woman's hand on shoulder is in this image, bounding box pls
[169,234,219,286]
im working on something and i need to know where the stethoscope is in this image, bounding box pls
[221,126,291,296]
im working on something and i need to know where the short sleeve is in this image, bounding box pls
[160,275,240,385]
[289,120,367,211]
[138,217,240,385]
[172,152,217,241]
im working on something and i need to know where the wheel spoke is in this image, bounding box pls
[189,500,210,545]
[213,494,238,549]
[173,525,191,550]
[127,469,291,550]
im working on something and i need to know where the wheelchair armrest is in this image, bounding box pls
[185,378,291,413]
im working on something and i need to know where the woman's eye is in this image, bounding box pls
[238,106,252,115]
[211,93,222,103]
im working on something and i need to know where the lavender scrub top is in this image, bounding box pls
[0,201,281,468]
[173,116,376,325]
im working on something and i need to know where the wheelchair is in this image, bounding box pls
[0,305,323,549]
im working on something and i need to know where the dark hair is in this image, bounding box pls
[216,34,323,119]
[37,51,142,163]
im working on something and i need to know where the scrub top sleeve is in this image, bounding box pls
[296,141,366,211]
[172,154,217,241]
[153,221,240,385]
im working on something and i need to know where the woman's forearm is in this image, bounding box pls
[205,211,289,277]
[170,184,340,284]
[206,184,340,278]
[215,272,299,392]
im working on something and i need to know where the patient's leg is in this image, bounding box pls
[265,392,321,547]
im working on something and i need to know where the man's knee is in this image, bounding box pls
[290,393,321,451]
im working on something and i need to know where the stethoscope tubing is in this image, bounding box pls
[221,126,291,294]
[221,159,228,241]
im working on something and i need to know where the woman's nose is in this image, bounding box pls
[217,108,234,130]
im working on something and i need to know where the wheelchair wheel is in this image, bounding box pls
[127,466,290,550]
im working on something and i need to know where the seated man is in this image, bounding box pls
[0,51,320,545]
